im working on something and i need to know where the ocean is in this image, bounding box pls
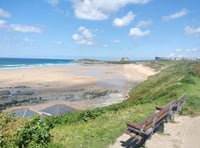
[0,57,75,69]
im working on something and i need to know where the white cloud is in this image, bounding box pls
[185,26,200,35]
[175,48,200,53]
[0,20,6,24]
[78,26,94,39]
[113,11,135,27]
[172,48,200,58]
[72,0,150,20]
[47,0,59,6]
[0,19,42,33]
[9,24,42,33]
[0,37,36,47]
[0,8,11,18]
[72,26,95,45]
[185,48,199,53]
[128,19,151,38]
[129,27,150,37]
[136,20,152,28]
[0,19,9,31]
[0,20,7,29]
[163,8,188,21]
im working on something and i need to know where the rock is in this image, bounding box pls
[0,97,14,107]
[68,88,85,92]
[12,96,30,103]
[65,94,75,100]
[13,91,34,96]
[83,89,118,99]
[0,90,11,96]
[70,94,81,100]
[0,87,36,110]
[0,96,9,100]
[14,85,29,89]
[65,94,80,100]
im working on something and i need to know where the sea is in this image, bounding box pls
[0,57,76,69]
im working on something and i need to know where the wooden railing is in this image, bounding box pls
[124,94,187,147]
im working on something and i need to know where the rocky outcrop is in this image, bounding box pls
[0,86,126,112]
[13,90,34,96]
[0,90,11,96]
[0,87,36,110]
[83,89,118,99]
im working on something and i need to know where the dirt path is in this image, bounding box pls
[110,115,200,148]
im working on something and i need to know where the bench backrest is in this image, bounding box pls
[127,94,187,132]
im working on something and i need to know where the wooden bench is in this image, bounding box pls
[125,94,187,146]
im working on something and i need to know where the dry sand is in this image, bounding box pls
[110,115,200,148]
[0,64,155,91]
[0,63,156,110]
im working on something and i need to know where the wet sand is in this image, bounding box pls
[0,63,156,111]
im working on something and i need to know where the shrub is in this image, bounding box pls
[0,113,26,148]
[17,116,51,147]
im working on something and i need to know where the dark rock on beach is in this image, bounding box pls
[0,87,36,110]
[65,94,81,100]
[0,90,11,107]
[13,90,34,96]
[83,89,118,99]
[68,88,85,92]
[0,90,11,96]
[0,96,10,106]
[14,85,30,89]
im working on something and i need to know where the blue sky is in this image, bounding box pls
[0,0,200,60]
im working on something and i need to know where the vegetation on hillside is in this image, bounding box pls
[0,61,200,147]
[128,61,200,114]
[0,114,51,148]
[49,61,200,147]
[75,59,105,64]
[106,60,132,64]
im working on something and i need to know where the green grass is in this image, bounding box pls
[49,104,155,148]
[106,61,132,64]
[140,60,174,71]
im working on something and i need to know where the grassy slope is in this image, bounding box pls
[49,61,200,147]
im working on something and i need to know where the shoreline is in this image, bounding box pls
[0,63,156,114]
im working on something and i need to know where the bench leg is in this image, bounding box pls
[157,122,164,133]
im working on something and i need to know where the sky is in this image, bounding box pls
[0,0,200,60]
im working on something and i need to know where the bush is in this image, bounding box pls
[17,116,51,147]
[0,113,26,147]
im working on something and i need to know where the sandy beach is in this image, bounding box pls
[0,63,156,111]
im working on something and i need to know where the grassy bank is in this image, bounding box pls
[1,61,200,147]
[49,61,200,147]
